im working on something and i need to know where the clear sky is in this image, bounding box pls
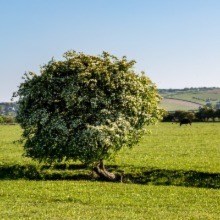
[1,0,220,102]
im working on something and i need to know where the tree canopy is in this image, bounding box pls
[14,51,163,180]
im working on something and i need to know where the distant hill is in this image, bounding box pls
[159,87,220,111]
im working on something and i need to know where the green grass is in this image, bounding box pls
[116,123,220,173]
[1,123,220,173]
[0,125,33,165]
[0,123,220,187]
[0,123,220,219]
[0,180,220,219]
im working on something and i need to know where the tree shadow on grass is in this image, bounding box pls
[123,168,220,189]
[0,164,219,189]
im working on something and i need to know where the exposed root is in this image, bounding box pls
[93,161,123,182]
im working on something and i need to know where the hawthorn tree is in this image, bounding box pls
[14,51,163,181]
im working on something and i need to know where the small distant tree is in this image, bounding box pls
[0,105,4,114]
[214,109,220,120]
[206,108,215,121]
[162,111,174,122]
[215,102,220,110]
[173,110,186,120]
[196,107,207,121]
[185,112,196,121]
[1,115,16,124]
[195,106,214,121]
[14,51,163,181]
[205,102,213,108]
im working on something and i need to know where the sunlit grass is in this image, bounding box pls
[0,123,220,219]
[0,180,219,219]
[114,122,220,173]
[0,125,33,165]
[1,123,220,173]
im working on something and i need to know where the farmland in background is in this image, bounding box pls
[160,98,202,111]
[159,87,220,111]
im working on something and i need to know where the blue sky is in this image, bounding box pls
[1,0,220,101]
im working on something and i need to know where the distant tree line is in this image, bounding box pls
[0,102,18,115]
[163,107,220,122]
[0,115,16,124]
[159,87,220,94]
[205,101,220,110]
[0,102,18,124]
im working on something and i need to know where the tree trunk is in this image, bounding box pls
[93,160,122,182]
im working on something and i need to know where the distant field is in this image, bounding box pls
[159,88,220,111]
[160,98,202,111]
[0,124,220,219]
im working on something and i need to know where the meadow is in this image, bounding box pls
[0,123,220,219]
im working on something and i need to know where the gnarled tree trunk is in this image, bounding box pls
[93,160,122,182]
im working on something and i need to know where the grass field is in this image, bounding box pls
[0,123,220,219]
[0,180,219,219]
